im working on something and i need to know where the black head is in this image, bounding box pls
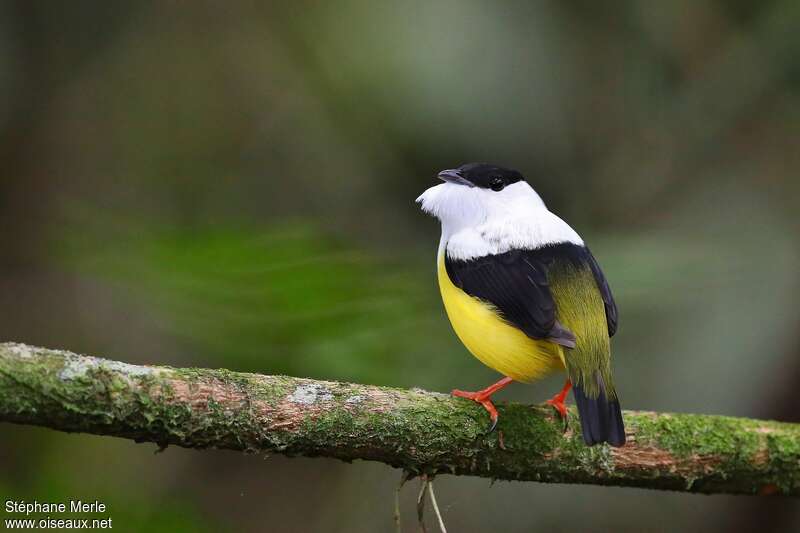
[437,163,525,192]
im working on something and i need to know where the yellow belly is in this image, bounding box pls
[437,252,564,383]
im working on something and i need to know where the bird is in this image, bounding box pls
[416,162,625,447]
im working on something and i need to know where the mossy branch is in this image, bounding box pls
[1,342,798,496]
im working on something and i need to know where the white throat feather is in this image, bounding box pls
[417,181,584,261]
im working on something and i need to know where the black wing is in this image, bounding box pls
[445,248,576,347]
[585,248,618,337]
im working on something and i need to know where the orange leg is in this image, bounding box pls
[452,376,513,432]
[546,379,572,419]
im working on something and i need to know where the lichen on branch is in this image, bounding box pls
[0,342,798,496]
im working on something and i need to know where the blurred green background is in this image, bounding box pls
[1,1,799,531]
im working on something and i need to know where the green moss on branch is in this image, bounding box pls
[1,342,798,496]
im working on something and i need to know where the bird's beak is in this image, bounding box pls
[437,169,474,187]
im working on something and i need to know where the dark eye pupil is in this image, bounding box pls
[490,177,505,191]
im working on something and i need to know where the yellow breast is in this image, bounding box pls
[437,252,563,383]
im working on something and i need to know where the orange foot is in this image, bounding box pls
[546,379,572,420]
[452,376,513,433]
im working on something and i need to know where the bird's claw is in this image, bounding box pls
[486,415,499,434]
[546,398,570,433]
[450,377,513,436]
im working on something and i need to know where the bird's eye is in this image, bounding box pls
[489,177,505,192]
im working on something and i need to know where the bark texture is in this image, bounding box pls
[1,342,798,496]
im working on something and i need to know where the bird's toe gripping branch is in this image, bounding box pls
[451,389,501,432]
[546,379,572,430]
[451,376,513,433]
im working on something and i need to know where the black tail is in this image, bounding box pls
[573,378,625,447]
